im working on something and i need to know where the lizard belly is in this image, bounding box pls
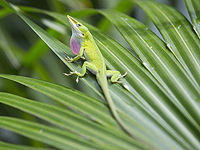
[84,55,104,75]
[83,42,105,75]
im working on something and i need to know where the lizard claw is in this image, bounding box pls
[116,81,122,84]
[76,76,79,83]
[65,56,73,63]
[120,71,128,78]
[81,56,86,60]
[63,72,71,76]
[112,71,127,84]
[63,71,77,76]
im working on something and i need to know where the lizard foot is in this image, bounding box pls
[111,71,128,84]
[63,71,80,83]
[65,56,73,63]
[63,71,77,76]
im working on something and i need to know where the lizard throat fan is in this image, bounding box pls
[70,37,81,55]
[67,15,82,55]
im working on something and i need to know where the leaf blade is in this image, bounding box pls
[0,92,140,149]
[134,0,200,87]
[0,117,100,150]
[98,9,200,149]
[184,0,200,38]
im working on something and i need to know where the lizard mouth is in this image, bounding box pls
[67,15,82,34]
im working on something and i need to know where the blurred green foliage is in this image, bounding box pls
[0,0,196,148]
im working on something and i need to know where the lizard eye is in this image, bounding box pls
[77,24,81,27]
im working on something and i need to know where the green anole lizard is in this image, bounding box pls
[64,15,134,137]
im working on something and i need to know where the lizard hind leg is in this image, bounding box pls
[106,70,127,83]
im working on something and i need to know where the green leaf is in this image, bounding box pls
[0,74,116,128]
[133,0,200,87]
[98,9,200,149]
[97,0,134,31]
[0,25,21,69]
[0,8,12,19]
[184,0,200,38]
[0,117,100,149]
[0,92,140,149]
[0,0,13,11]
[22,29,63,67]
[0,141,49,150]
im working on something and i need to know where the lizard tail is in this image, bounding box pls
[97,73,153,148]
[96,73,135,138]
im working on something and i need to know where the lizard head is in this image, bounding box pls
[67,15,89,55]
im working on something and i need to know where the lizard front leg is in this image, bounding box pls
[64,47,86,81]
[65,47,85,63]
[64,61,98,83]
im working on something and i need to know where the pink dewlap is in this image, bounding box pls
[70,38,80,55]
